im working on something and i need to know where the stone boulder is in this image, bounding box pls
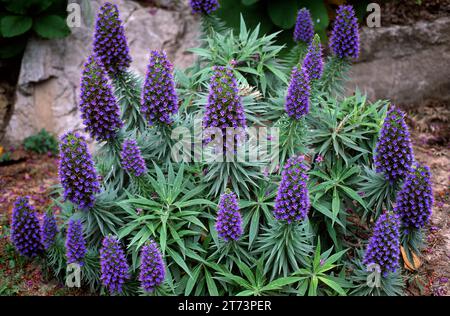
[2,0,200,145]
[346,17,450,106]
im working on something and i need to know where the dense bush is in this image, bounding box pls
[23,128,59,155]
[0,0,70,58]
[8,1,434,296]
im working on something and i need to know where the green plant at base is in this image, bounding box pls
[23,128,58,155]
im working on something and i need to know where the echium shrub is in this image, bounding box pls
[395,162,433,229]
[100,236,130,294]
[285,66,310,120]
[303,34,323,81]
[293,8,314,44]
[120,139,147,177]
[139,240,166,293]
[141,50,179,126]
[274,155,310,223]
[329,5,360,59]
[10,197,43,258]
[79,55,123,142]
[189,0,219,14]
[215,191,243,242]
[65,219,87,265]
[41,211,58,250]
[363,211,400,277]
[59,132,100,210]
[93,2,132,76]
[374,106,414,182]
[202,66,247,152]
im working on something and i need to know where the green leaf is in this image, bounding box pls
[205,268,219,296]
[318,276,347,296]
[33,15,70,39]
[242,0,259,6]
[262,277,302,291]
[0,16,32,37]
[267,0,298,29]
[166,247,192,278]
[5,0,54,15]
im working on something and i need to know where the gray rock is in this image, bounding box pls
[346,17,450,106]
[2,0,199,145]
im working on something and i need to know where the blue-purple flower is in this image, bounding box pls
[189,0,219,14]
[93,2,132,76]
[10,197,43,257]
[363,211,400,276]
[79,55,123,142]
[120,139,147,177]
[302,34,323,81]
[293,8,314,44]
[274,155,310,223]
[41,211,58,250]
[65,219,87,265]
[285,66,311,119]
[395,162,433,229]
[100,235,130,293]
[374,106,414,182]
[215,191,243,242]
[141,50,178,126]
[139,240,165,293]
[329,5,360,59]
[203,66,247,153]
[59,132,100,210]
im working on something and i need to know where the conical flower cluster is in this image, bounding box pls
[100,236,130,293]
[363,211,400,276]
[215,191,243,242]
[120,139,147,177]
[293,8,314,44]
[59,132,100,210]
[79,55,123,142]
[274,155,310,223]
[189,0,219,14]
[302,34,323,81]
[374,106,414,182]
[329,5,360,59]
[10,197,43,258]
[93,2,132,76]
[65,219,87,265]
[203,66,247,152]
[141,50,178,126]
[41,211,58,250]
[285,66,311,119]
[139,240,165,293]
[395,162,433,229]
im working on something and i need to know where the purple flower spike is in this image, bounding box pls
[203,66,247,152]
[139,240,165,293]
[79,55,123,142]
[374,106,414,182]
[10,197,43,258]
[293,8,314,44]
[285,66,311,119]
[141,50,178,126]
[120,139,147,177]
[41,211,58,250]
[303,34,323,81]
[59,132,100,210]
[189,0,219,14]
[100,236,130,294]
[65,219,87,265]
[363,211,400,277]
[395,162,433,229]
[93,2,132,76]
[215,191,243,242]
[274,155,310,223]
[329,5,360,59]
